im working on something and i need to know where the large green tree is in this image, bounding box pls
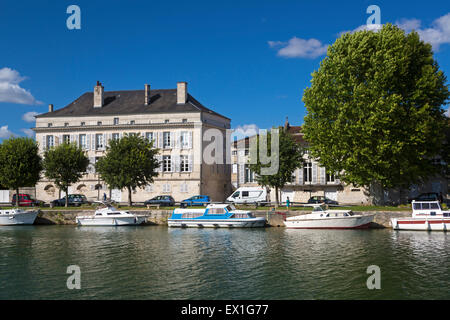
[249,128,304,206]
[0,137,42,207]
[95,134,159,206]
[43,142,89,207]
[302,24,449,199]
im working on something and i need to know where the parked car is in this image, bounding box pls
[181,195,210,207]
[11,194,43,207]
[408,192,440,203]
[144,195,175,207]
[51,194,90,207]
[307,196,338,205]
[226,187,268,205]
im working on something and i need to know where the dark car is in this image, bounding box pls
[408,192,440,203]
[181,195,210,207]
[12,194,43,207]
[144,195,175,207]
[307,196,338,205]
[51,194,89,207]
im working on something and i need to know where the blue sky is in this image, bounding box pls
[1,0,449,139]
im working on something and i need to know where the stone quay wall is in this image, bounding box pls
[34,209,411,228]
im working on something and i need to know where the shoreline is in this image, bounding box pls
[34,209,411,228]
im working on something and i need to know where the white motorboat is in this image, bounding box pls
[284,204,374,229]
[76,203,146,226]
[391,200,450,231]
[0,209,38,225]
[168,203,266,228]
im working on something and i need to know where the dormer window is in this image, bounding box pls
[165,119,169,123]
[47,123,52,127]
[182,119,187,123]
[97,121,102,126]
[64,123,69,127]
[130,120,135,125]
[114,118,119,125]
[81,122,85,126]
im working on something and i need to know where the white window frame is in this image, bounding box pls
[180,155,189,172]
[96,134,104,150]
[163,155,172,172]
[163,132,171,149]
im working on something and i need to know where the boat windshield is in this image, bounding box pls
[226,204,236,211]
[313,204,327,212]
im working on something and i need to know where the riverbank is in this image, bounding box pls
[34,209,411,228]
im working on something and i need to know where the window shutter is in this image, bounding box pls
[319,167,326,185]
[158,132,163,148]
[188,154,193,172]
[312,163,318,184]
[298,167,303,185]
[42,135,47,151]
[175,132,181,149]
[86,134,90,150]
[91,134,95,150]
[188,131,193,149]
[174,155,180,172]
[170,132,175,149]
[102,133,107,150]
[159,155,163,172]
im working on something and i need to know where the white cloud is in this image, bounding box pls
[21,128,35,137]
[339,23,382,37]
[268,37,329,59]
[232,124,260,141]
[396,18,421,33]
[413,13,450,50]
[0,67,41,105]
[0,125,14,138]
[22,111,40,123]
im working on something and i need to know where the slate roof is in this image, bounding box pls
[36,89,230,120]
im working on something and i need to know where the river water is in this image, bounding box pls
[0,226,449,300]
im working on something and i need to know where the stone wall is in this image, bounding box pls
[34,209,411,228]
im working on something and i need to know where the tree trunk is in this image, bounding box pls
[127,186,132,206]
[15,187,19,208]
[65,187,69,207]
[275,186,279,208]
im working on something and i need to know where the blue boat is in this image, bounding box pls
[168,204,266,228]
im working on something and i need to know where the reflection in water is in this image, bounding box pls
[0,226,448,299]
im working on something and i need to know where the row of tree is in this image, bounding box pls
[0,135,159,207]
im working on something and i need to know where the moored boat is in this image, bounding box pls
[0,209,38,225]
[391,200,450,231]
[284,204,374,229]
[168,203,266,228]
[76,203,146,226]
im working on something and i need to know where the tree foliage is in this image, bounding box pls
[302,24,449,190]
[0,137,42,206]
[95,134,159,206]
[43,142,89,207]
[249,128,304,205]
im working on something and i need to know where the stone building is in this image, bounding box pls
[231,119,448,205]
[33,81,231,203]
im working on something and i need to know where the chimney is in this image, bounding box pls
[177,82,187,104]
[48,104,54,112]
[93,81,104,108]
[144,84,151,105]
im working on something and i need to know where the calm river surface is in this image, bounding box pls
[0,226,449,299]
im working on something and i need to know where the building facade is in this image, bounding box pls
[33,81,232,203]
[231,120,448,205]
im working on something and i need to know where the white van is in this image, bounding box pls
[226,187,268,205]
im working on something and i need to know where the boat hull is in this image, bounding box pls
[168,217,266,228]
[0,211,38,225]
[391,218,450,231]
[284,215,374,229]
[76,216,146,226]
